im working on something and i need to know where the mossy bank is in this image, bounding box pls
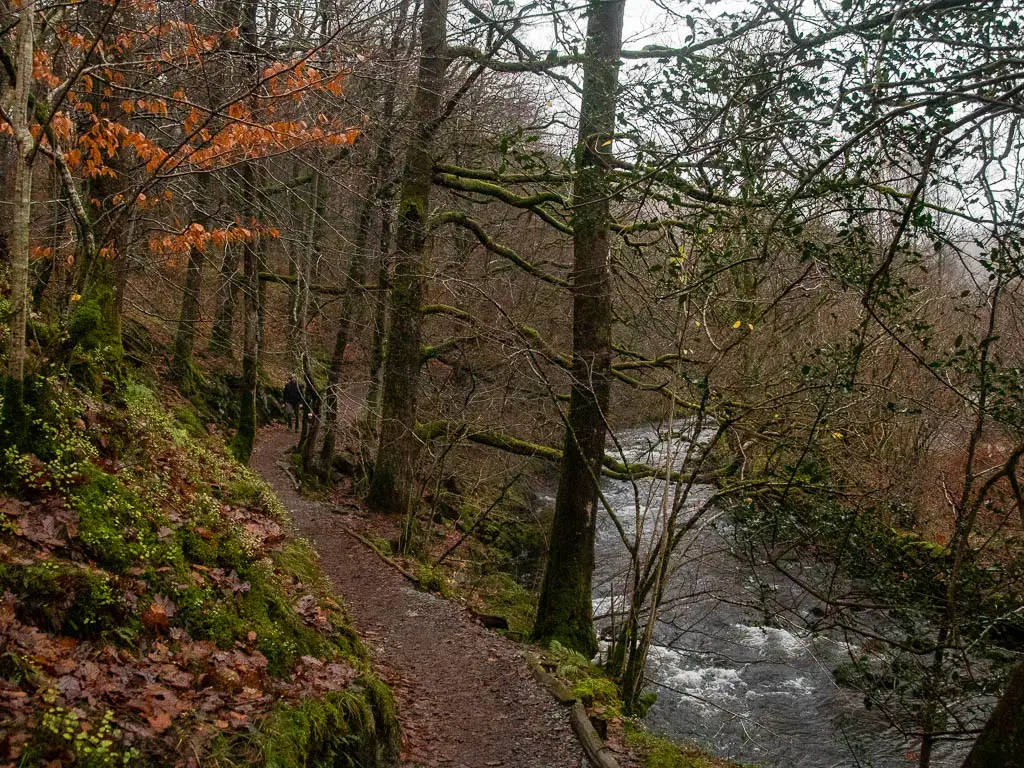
[0,377,399,767]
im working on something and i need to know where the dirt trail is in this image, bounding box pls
[252,426,587,768]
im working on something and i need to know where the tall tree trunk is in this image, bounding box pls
[234,224,259,462]
[962,661,1024,768]
[171,244,205,392]
[232,0,260,463]
[257,253,268,360]
[358,0,410,452]
[314,195,375,476]
[2,4,35,436]
[366,0,449,514]
[286,162,311,368]
[205,0,242,360]
[532,0,625,657]
[296,173,327,469]
[360,207,393,447]
[318,0,408,476]
[170,176,210,392]
[209,247,240,357]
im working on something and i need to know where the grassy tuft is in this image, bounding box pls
[625,724,754,768]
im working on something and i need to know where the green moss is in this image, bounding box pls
[572,676,622,716]
[67,287,123,391]
[361,532,393,557]
[625,724,754,768]
[0,560,138,642]
[223,469,269,510]
[0,370,399,766]
[71,466,165,573]
[172,401,208,438]
[170,356,206,398]
[215,582,334,674]
[209,680,398,768]
[69,296,110,353]
[359,673,402,764]
[416,563,450,596]
[168,515,364,674]
[274,539,329,591]
[470,572,536,641]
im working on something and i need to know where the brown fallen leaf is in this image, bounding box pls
[146,709,173,733]
[141,595,176,634]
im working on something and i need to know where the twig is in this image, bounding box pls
[436,471,522,564]
[323,508,421,586]
[274,460,301,490]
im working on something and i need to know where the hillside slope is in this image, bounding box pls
[0,378,399,767]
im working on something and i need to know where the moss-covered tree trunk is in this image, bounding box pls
[366,0,449,514]
[206,0,244,360]
[962,661,1024,767]
[209,247,240,357]
[360,204,394,452]
[297,175,327,471]
[170,177,210,393]
[234,229,259,462]
[286,163,312,370]
[2,4,34,438]
[317,6,407,477]
[170,244,205,392]
[231,0,261,464]
[72,230,124,366]
[532,0,625,657]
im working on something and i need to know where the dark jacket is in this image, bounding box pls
[283,379,302,406]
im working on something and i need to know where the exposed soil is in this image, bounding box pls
[252,426,588,768]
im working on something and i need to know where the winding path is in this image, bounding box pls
[252,426,587,768]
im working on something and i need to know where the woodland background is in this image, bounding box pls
[2,0,1024,766]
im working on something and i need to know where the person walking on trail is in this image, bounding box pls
[283,375,302,432]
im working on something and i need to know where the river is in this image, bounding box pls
[584,425,967,768]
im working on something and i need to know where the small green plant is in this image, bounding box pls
[547,639,590,678]
[0,379,97,493]
[34,697,140,767]
[416,563,449,596]
[71,466,162,573]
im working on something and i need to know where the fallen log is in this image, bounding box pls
[570,701,620,768]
